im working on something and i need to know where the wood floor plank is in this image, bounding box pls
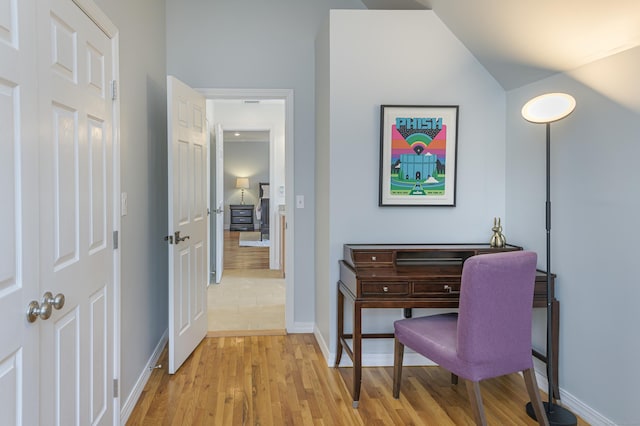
[224,230,269,270]
[126,334,588,426]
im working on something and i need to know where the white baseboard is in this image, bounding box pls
[532,367,615,425]
[286,321,314,334]
[120,329,168,425]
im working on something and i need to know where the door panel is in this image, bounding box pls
[167,76,208,374]
[0,0,39,423]
[54,309,80,426]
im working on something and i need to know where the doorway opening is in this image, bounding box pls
[201,89,294,334]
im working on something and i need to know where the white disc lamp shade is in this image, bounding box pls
[521,93,576,124]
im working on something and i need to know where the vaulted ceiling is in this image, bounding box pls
[361,0,640,90]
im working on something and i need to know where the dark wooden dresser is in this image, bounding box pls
[335,243,559,407]
[229,204,254,231]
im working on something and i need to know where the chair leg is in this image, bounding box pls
[465,380,487,426]
[392,338,404,399]
[523,368,550,426]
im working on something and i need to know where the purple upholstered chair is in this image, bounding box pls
[393,251,549,426]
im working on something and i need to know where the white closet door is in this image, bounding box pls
[0,0,40,423]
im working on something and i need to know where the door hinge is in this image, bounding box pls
[113,230,119,249]
[111,80,118,100]
[113,379,119,398]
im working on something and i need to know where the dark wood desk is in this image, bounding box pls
[334,243,559,408]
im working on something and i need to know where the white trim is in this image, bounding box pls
[289,321,315,334]
[120,330,168,425]
[314,326,331,363]
[197,88,295,332]
[72,0,117,37]
[110,33,122,426]
[532,366,615,426]
[211,120,277,268]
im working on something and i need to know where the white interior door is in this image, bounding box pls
[38,0,116,424]
[167,76,208,374]
[0,0,117,424]
[0,0,39,424]
[214,124,224,283]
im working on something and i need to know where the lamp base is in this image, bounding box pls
[526,402,577,426]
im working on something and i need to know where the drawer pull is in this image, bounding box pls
[443,285,460,294]
[371,256,377,261]
[382,286,389,292]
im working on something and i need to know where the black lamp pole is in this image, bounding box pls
[525,122,577,426]
[545,121,554,412]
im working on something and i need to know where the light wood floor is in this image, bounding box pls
[224,230,269,270]
[126,334,587,425]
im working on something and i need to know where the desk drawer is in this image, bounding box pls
[361,281,408,296]
[413,280,460,296]
[353,251,393,265]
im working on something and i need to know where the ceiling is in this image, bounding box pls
[361,0,640,90]
[223,130,269,143]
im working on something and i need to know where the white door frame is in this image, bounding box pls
[217,123,276,268]
[198,88,294,332]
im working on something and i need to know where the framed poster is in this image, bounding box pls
[379,105,459,206]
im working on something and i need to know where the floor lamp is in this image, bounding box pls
[522,93,578,426]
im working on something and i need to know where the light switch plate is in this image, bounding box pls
[296,195,304,209]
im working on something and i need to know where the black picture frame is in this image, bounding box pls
[379,105,459,206]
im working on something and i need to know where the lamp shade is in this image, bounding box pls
[235,177,249,189]
[521,93,576,124]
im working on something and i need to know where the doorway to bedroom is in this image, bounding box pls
[205,96,288,335]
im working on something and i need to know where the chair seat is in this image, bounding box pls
[395,313,534,382]
[392,252,549,425]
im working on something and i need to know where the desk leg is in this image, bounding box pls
[334,288,344,367]
[552,299,560,401]
[352,302,362,408]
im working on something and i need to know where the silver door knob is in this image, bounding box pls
[26,300,52,323]
[43,291,65,310]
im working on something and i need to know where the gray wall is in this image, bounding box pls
[506,46,640,424]
[94,0,168,410]
[316,9,507,356]
[166,0,366,326]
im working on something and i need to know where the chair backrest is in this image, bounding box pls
[456,251,538,364]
